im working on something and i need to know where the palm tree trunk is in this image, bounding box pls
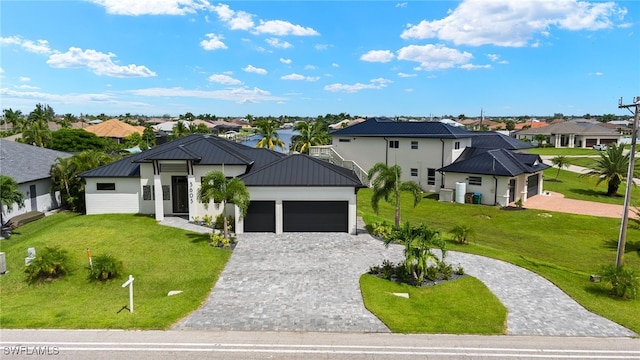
[222,202,229,239]
[394,190,400,227]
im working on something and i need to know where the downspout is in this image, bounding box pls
[440,139,445,187]
[384,137,389,166]
[493,175,499,206]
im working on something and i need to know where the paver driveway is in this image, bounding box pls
[174,231,404,332]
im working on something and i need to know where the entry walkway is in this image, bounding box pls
[167,218,635,336]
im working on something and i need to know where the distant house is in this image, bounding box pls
[0,139,72,224]
[516,121,621,148]
[83,119,145,144]
[79,134,364,234]
[311,118,547,206]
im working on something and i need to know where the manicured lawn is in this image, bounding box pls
[360,274,507,334]
[543,168,638,205]
[528,147,601,156]
[357,189,640,334]
[0,212,230,329]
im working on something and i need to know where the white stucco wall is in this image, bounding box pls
[2,178,62,223]
[442,173,511,206]
[85,178,140,215]
[238,186,358,234]
[331,136,471,192]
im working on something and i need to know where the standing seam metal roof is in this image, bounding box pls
[438,148,549,176]
[329,117,473,138]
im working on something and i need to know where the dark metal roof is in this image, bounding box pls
[469,132,534,150]
[330,117,473,139]
[240,154,365,187]
[0,139,72,183]
[438,148,550,176]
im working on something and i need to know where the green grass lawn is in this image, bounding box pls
[528,147,601,156]
[0,212,230,329]
[360,274,507,334]
[357,189,640,334]
[543,168,639,205]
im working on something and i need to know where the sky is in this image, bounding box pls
[1,0,639,119]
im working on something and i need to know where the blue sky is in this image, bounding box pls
[1,0,638,118]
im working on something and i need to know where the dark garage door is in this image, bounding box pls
[527,174,540,198]
[283,201,348,232]
[244,201,275,232]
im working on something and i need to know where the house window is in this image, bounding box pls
[96,183,115,191]
[454,141,461,150]
[427,168,436,185]
[468,176,482,186]
[142,185,170,200]
[410,168,418,177]
[411,141,418,149]
[389,140,399,149]
[338,138,351,142]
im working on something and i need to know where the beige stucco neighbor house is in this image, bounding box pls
[516,121,620,148]
[310,118,549,206]
[80,134,365,234]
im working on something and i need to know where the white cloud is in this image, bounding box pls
[1,36,52,54]
[397,72,417,78]
[397,44,473,71]
[281,73,320,81]
[254,20,319,36]
[208,73,242,85]
[304,65,316,70]
[315,44,330,50]
[324,78,392,93]
[16,84,40,90]
[588,71,604,76]
[200,33,227,50]
[460,63,491,70]
[209,3,254,30]
[243,65,267,75]
[0,87,112,103]
[47,47,157,78]
[92,0,205,15]
[332,63,339,67]
[0,67,3,74]
[360,50,395,63]
[400,0,627,47]
[396,2,407,8]
[265,38,292,49]
[487,54,500,62]
[19,76,31,82]
[280,58,292,64]
[128,86,285,103]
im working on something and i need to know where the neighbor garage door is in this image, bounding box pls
[585,139,597,147]
[244,201,275,232]
[527,174,540,198]
[283,201,348,232]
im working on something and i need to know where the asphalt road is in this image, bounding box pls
[1,330,639,360]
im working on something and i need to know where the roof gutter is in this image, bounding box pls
[440,139,445,187]
[384,137,389,166]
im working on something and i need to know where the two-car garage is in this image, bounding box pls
[243,200,349,233]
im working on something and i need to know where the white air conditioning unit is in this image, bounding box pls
[0,252,6,274]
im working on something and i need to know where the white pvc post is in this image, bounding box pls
[121,275,135,313]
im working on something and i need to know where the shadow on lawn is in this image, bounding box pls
[186,233,210,244]
[570,188,622,199]
[602,239,640,255]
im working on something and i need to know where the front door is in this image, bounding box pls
[172,176,189,214]
[508,179,516,203]
[29,184,37,211]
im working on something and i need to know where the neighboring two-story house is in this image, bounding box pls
[80,134,365,234]
[312,118,549,207]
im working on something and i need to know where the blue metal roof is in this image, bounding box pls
[469,132,534,150]
[438,148,549,176]
[330,117,473,139]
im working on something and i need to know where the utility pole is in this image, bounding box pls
[616,96,640,268]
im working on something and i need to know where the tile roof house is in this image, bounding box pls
[0,139,72,224]
[516,121,620,148]
[80,134,364,233]
[311,117,549,206]
[83,119,145,143]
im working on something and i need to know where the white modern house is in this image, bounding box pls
[310,118,549,206]
[0,139,72,224]
[80,134,365,234]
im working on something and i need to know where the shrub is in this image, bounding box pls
[202,214,214,228]
[368,221,393,239]
[215,214,235,232]
[600,264,639,299]
[439,261,453,280]
[455,264,465,275]
[425,265,439,282]
[25,246,72,283]
[209,232,235,249]
[450,225,475,244]
[87,254,124,282]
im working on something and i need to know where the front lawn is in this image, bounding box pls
[528,147,601,156]
[543,168,638,205]
[357,189,640,334]
[0,213,230,329]
[360,274,507,334]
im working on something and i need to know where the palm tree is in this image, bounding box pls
[0,175,24,226]
[551,155,570,181]
[533,134,547,147]
[3,108,24,132]
[50,157,78,208]
[580,143,629,196]
[197,171,250,239]
[290,120,330,154]
[22,117,51,147]
[254,119,285,150]
[368,162,422,227]
[172,120,189,139]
